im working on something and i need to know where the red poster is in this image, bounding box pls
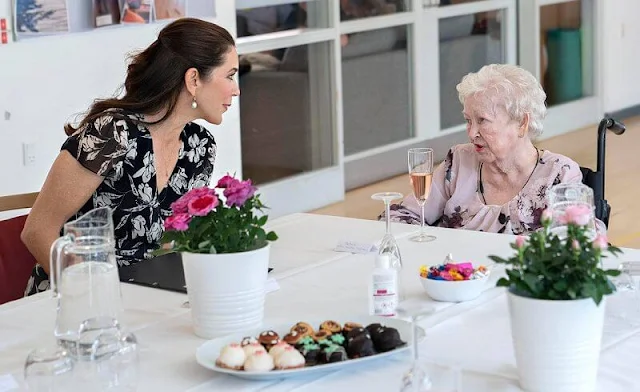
[0,18,6,31]
[1,32,7,44]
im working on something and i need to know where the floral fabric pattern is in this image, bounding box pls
[382,143,587,236]
[25,111,216,296]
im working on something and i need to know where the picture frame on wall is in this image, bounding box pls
[93,0,120,28]
[121,0,153,24]
[154,0,186,21]
[13,0,70,37]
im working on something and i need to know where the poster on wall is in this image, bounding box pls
[121,0,153,24]
[13,0,70,37]
[154,0,185,21]
[93,0,120,28]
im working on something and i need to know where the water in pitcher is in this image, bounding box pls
[55,237,122,354]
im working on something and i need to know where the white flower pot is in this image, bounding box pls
[507,290,606,392]
[182,243,270,339]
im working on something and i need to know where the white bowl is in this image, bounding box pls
[419,274,490,302]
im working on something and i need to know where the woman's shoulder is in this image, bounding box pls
[538,149,580,172]
[183,122,216,144]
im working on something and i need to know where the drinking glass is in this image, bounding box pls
[547,183,597,240]
[397,302,435,392]
[24,344,75,391]
[408,148,436,242]
[371,192,404,271]
[608,262,640,326]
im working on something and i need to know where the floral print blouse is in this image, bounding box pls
[25,111,216,295]
[383,143,586,235]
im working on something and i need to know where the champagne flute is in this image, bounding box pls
[371,192,404,271]
[397,302,434,392]
[408,148,436,242]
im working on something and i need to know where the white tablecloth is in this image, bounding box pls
[1,213,639,391]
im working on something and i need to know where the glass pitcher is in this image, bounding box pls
[50,207,123,356]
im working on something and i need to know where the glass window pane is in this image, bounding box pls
[239,42,334,185]
[340,0,410,21]
[540,0,592,106]
[439,10,505,129]
[342,26,412,155]
[236,1,328,37]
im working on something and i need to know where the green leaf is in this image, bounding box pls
[488,255,510,265]
[266,231,278,241]
[496,278,511,287]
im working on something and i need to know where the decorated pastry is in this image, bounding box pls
[346,327,368,342]
[328,333,346,347]
[342,322,363,334]
[274,346,306,370]
[365,323,382,335]
[296,338,321,366]
[313,330,332,345]
[268,341,292,359]
[243,351,275,372]
[347,333,376,358]
[322,343,348,363]
[258,330,280,350]
[243,342,267,357]
[283,330,305,346]
[215,343,246,370]
[370,326,405,352]
[240,336,258,347]
[319,320,342,334]
[291,322,314,337]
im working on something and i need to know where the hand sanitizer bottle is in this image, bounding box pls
[369,254,399,317]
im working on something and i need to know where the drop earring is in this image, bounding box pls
[191,96,198,109]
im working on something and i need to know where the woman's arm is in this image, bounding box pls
[21,151,104,274]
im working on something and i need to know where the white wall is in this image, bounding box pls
[601,0,640,113]
[0,0,241,198]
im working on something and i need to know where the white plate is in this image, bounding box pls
[195,316,425,381]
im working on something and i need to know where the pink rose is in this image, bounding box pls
[216,174,236,189]
[164,213,191,231]
[592,234,608,250]
[224,179,257,207]
[540,209,552,224]
[187,187,216,199]
[558,205,592,226]
[515,236,526,248]
[171,187,215,214]
[187,194,219,216]
[170,197,190,214]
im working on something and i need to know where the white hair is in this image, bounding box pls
[456,64,547,139]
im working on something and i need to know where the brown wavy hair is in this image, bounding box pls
[64,18,235,136]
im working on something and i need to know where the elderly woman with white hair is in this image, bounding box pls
[385,64,586,235]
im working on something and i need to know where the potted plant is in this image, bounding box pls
[489,207,622,392]
[159,174,278,339]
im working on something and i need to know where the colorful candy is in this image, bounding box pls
[419,262,488,281]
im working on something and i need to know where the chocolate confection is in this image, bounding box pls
[313,330,332,346]
[346,327,368,342]
[319,320,342,334]
[342,322,363,334]
[346,333,377,359]
[283,330,305,346]
[291,322,314,337]
[240,336,258,347]
[297,339,321,366]
[328,333,346,347]
[258,330,280,350]
[322,343,348,363]
[370,326,405,352]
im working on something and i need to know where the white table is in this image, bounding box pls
[1,213,639,391]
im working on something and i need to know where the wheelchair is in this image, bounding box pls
[579,117,626,228]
